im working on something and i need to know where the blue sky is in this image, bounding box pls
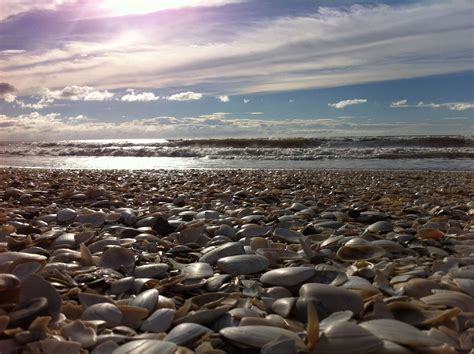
[0,0,472,140]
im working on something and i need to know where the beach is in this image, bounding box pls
[1,167,473,353]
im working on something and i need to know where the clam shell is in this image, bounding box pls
[141,308,176,333]
[60,320,97,348]
[182,262,214,279]
[19,274,61,321]
[454,278,474,297]
[199,242,245,265]
[260,267,316,287]
[129,289,159,313]
[360,319,441,348]
[367,221,393,233]
[82,303,123,328]
[113,340,177,354]
[299,283,364,316]
[99,247,135,270]
[217,255,269,276]
[420,290,474,312]
[134,264,168,279]
[219,325,305,349]
[56,208,77,223]
[314,321,384,354]
[164,323,212,345]
[337,244,386,262]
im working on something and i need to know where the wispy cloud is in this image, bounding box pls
[165,91,203,101]
[3,1,472,96]
[249,112,263,115]
[390,100,474,111]
[121,91,160,102]
[243,99,250,103]
[44,86,114,101]
[329,99,367,109]
[217,95,230,102]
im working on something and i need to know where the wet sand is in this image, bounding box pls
[0,168,473,353]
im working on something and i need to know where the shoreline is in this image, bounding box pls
[1,168,473,353]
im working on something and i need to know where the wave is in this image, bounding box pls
[0,135,473,160]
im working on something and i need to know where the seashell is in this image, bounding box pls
[366,221,393,233]
[60,320,97,348]
[78,293,115,308]
[454,278,474,297]
[39,338,82,354]
[272,228,303,243]
[99,247,135,270]
[360,319,441,348]
[129,289,159,313]
[260,267,316,287]
[249,236,270,251]
[0,251,47,264]
[134,264,168,279]
[9,297,49,328]
[19,274,61,321]
[91,340,119,354]
[174,305,231,325]
[314,321,383,354]
[416,228,444,240]
[110,276,135,294]
[337,242,386,262]
[387,301,461,327]
[217,255,269,276]
[113,339,177,354]
[264,286,293,300]
[164,323,212,345]
[56,208,77,223]
[182,262,214,279]
[261,335,297,354]
[219,325,305,349]
[236,225,271,238]
[299,283,364,316]
[116,305,148,329]
[199,242,245,265]
[271,297,296,318]
[420,290,474,312]
[77,212,106,226]
[196,210,220,220]
[205,274,231,292]
[141,308,176,333]
[82,303,123,328]
[393,278,444,298]
[294,297,331,322]
[319,310,354,330]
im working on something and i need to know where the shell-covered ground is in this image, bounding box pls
[0,168,473,354]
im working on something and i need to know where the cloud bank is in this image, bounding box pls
[390,100,474,111]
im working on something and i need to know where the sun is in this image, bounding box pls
[98,0,217,16]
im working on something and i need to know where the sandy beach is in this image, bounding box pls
[1,168,473,353]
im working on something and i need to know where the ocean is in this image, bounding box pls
[0,135,472,171]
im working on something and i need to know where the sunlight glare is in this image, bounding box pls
[99,0,218,16]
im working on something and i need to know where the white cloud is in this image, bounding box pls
[249,112,263,115]
[121,91,160,102]
[390,99,407,107]
[289,99,295,103]
[165,91,203,101]
[16,97,53,109]
[44,86,114,101]
[390,100,474,111]
[2,1,473,97]
[0,0,75,21]
[329,99,367,109]
[217,95,230,102]
[3,93,17,103]
[243,99,250,103]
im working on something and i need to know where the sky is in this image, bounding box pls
[0,0,473,140]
